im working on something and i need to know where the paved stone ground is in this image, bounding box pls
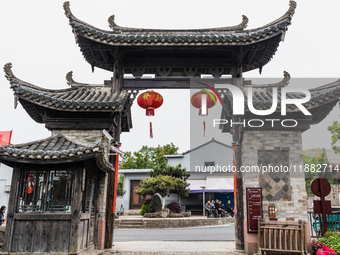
[104,241,245,255]
[106,252,245,255]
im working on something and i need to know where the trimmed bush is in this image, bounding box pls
[140,204,149,215]
[167,201,181,213]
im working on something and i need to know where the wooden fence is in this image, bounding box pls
[256,219,309,255]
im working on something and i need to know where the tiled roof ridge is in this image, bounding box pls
[221,76,340,114]
[66,71,107,87]
[64,1,249,33]
[63,1,295,45]
[244,71,291,88]
[4,63,77,93]
[0,133,113,169]
[4,63,129,112]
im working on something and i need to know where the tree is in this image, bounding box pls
[328,121,340,155]
[149,164,190,181]
[134,175,189,208]
[116,175,126,197]
[304,152,331,197]
[120,143,179,169]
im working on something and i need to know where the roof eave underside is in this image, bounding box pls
[64,1,295,73]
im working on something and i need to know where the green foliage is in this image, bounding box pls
[120,143,179,169]
[150,164,190,181]
[328,121,340,155]
[134,175,189,198]
[317,231,340,252]
[116,175,126,197]
[148,202,159,213]
[304,152,329,197]
[139,204,149,215]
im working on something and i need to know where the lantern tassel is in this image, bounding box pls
[150,121,153,138]
[203,121,206,137]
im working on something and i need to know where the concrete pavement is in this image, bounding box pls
[105,241,245,254]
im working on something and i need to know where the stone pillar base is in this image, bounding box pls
[96,220,106,250]
[244,221,258,255]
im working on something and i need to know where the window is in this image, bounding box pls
[19,170,73,213]
[205,162,215,167]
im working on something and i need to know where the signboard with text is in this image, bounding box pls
[246,188,263,233]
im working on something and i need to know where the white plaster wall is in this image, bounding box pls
[0,163,13,216]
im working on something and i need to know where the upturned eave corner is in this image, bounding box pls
[4,62,18,86]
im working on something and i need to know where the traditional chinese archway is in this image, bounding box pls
[2,1,339,255]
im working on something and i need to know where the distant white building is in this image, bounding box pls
[0,163,13,214]
[117,138,234,212]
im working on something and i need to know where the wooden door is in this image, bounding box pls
[129,180,143,209]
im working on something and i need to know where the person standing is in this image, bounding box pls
[205,201,212,218]
[211,200,216,217]
[0,206,6,225]
[225,200,234,217]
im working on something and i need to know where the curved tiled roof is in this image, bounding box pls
[63,1,296,74]
[0,133,114,172]
[4,63,128,112]
[63,1,296,46]
[219,73,340,125]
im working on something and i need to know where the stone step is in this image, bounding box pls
[119,220,143,223]
[119,221,143,226]
[117,224,145,229]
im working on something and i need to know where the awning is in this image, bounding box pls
[205,179,234,193]
[188,180,204,193]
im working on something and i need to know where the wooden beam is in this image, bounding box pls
[123,78,191,89]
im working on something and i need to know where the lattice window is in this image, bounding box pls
[19,170,73,213]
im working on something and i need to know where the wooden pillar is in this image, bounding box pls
[104,51,123,248]
[231,47,245,251]
[2,167,20,252]
[69,167,83,253]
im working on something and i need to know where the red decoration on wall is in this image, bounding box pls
[137,91,163,138]
[190,91,217,115]
[137,91,163,116]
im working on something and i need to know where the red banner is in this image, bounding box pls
[0,131,12,145]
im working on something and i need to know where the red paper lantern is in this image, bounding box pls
[191,91,216,115]
[137,90,163,116]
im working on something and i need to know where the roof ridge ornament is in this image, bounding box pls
[247,71,291,88]
[108,15,117,29]
[285,0,297,17]
[239,15,249,29]
[66,71,107,87]
[66,71,80,86]
[4,63,18,83]
[63,1,74,19]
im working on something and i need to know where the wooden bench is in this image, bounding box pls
[255,219,310,255]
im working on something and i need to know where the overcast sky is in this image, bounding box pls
[0,0,340,154]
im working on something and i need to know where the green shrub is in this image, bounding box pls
[317,231,340,252]
[140,204,149,215]
[148,202,158,213]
